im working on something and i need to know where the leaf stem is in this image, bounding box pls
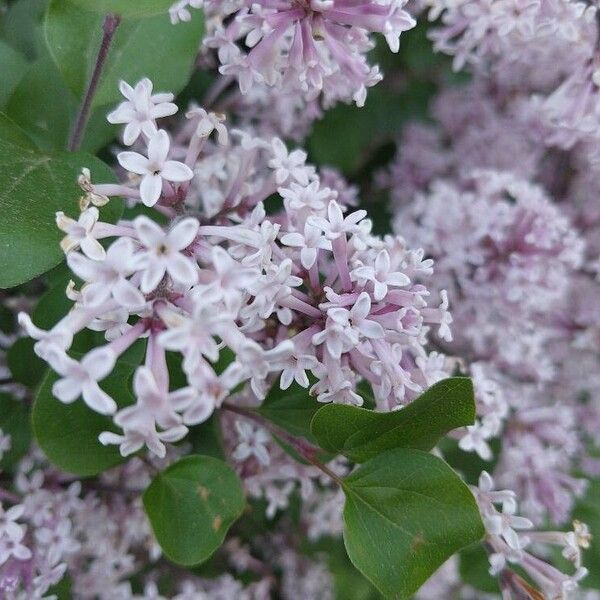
[221,402,343,485]
[68,13,121,152]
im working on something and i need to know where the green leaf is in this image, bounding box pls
[341,448,485,599]
[0,113,36,150]
[0,394,32,470]
[45,0,204,108]
[32,345,144,476]
[0,114,122,288]
[311,377,476,462]
[68,0,181,18]
[6,57,118,152]
[6,338,46,388]
[0,40,28,108]
[186,415,225,460]
[459,543,499,594]
[143,455,246,566]
[258,379,320,442]
[0,0,49,59]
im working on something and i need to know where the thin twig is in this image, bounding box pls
[221,402,343,485]
[68,13,121,151]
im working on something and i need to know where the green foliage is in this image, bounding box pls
[6,338,46,388]
[573,478,600,589]
[0,114,122,288]
[68,0,181,18]
[6,57,118,152]
[0,0,49,59]
[311,377,476,462]
[341,448,485,599]
[45,0,204,108]
[459,543,499,593]
[257,379,320,442]
[0,394,32,470]
[0,40,28,108]
[143,455,246,566]
[32,342,145,476]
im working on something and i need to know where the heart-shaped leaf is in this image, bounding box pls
[342,448,484,599]
[143,455,246,565]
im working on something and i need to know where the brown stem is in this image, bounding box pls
[68,13,121,152]
[221,402,343,485]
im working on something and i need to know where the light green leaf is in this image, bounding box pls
[342,448,485,599]
[0,114,122,288]
[32,342,145,476]
[311,377,476,462]
[143,455,246,566]
[0,41,28,108]
[0,394,32,470]
[45,0,204,108]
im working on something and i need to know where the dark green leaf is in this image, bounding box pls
[0,40,28,108]
[0,394,32,470]
[6,57,118,152]
[45,0,204,108]
[186,415,225,460]
[143,455,246,565]
[459,543,499,593]
[0,0,49,59]
[311,377,476,462]
[68,0,182,18]
[258,379,320,442]
[342,448,485,599]
[32,348,143,476]
[0,114,122,288]
[6,338,46,388]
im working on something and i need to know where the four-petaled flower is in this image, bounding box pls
[118,130,193,206]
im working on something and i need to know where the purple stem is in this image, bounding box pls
[68,13,121,152]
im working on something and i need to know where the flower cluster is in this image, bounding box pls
[173,0,416,107]
[19,79,451,461]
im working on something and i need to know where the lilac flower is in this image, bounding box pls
[133,216,199,292]
[107,78,178,146]
[118,130,193,206]
[45,346,117,415]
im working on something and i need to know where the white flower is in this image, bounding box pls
[268,138,312,185]
[99,417,187,458]
[17,313,73,358]
[279,353,320,390]
[308,200,366,240]
[186,107,228,145]
[107,78,178,146]
[232,420,271,466]
[118,130,193,206]
[328,293,385,341]
[0,429,10,461]
[56,207,105,261]
[352,249,410,301]
[281,222,332,269]
[67,238,145,309]
[133,216,199,293]
[131,365,197,429]
[459,422,493,460]
[0,504,26,541]
[45,346,117,415]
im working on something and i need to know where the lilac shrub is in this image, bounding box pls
[0,0,597,598]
